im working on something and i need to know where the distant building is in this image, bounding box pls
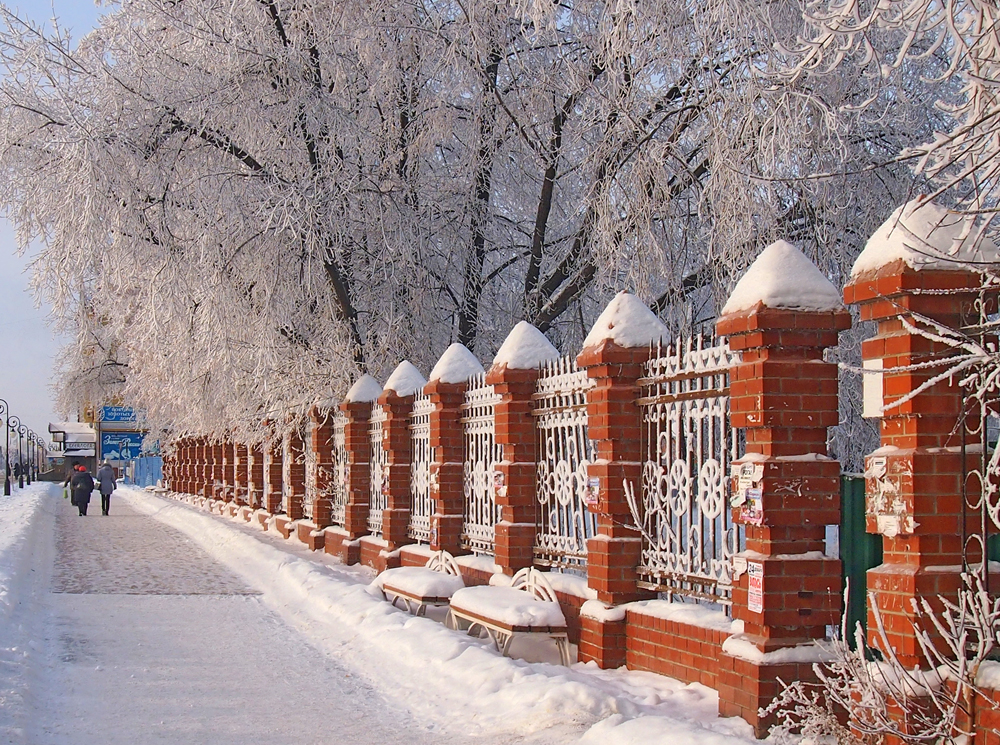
[48,421,97,472]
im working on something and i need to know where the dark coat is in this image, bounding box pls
[70,470,95,505]
[96,464,116,496]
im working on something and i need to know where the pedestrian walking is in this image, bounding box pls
[96,460,117,516]
[70,464,95,516]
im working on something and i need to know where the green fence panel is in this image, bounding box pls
[840,475,882,648]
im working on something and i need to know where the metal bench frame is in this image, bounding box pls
[381,550,463,617]
[446,567,571,666]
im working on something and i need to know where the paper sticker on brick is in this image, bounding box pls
[747,561,764,614]
[585,477,600,507]
[493,469,506,499]
[740,487,763,525]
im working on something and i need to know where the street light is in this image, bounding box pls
[17,424,26,489]
[8,416,21,488]
[0,399,8,496]
[26,432,35,485]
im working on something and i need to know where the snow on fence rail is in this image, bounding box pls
[461,372,502,555]
[409,392,434,543]
[532,354,597,571]
[631,334,742,607]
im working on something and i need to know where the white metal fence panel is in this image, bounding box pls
[461,372,502,555]
[533,355,597,570]
[409,393,434,543]
[303,420,316,519]
[632,335,741,606]
[329,412,349,527]
[368,404,388,536]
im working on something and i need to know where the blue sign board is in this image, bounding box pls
[101,432,145,460]
[100,406,137,423]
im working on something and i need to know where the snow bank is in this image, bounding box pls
[852,198,999,277]
[583,292,669,349]
[627,600,736,634]
[721,240,844,315]
[383,361,427,397]
[0,484,49,624]
[122,488,757,745]
[428,343,484,384]
[492,321,560,370]
[344,374,383,403]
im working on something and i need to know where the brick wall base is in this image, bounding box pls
[295,520,324,551]
[626,610,727,689]
[579,615,627,669]
[718,653,819,737]
[399,545,433,567]
[273,515,293,539]
[323,527,361,565]
[359,536,392,571]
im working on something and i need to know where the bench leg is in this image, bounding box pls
[555,637,571,667]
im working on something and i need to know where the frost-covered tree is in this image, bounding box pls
[0,0,930,439]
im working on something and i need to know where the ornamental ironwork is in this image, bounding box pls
[461,372,502,555]
[630,334,741,606]
[409,393,434,543]
[303,420,316,519]
[329,412,349,528]
[533,355,597,570]
[368,403,388,536]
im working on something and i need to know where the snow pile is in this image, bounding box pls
[344,373,383,403]
[583,292,669,349]
[374,566,465,598]
[544,571,599,600]
[581,600,627,623]
[428,343,484,384]
[722,636,835,664]
[492,321,560,370]
[628,599,737,634]
[0,484,49,624]
[851,198,999,277]
[721,240,844,315]
[120,488,757,744]
[449,585,567,627]
[382,360,427,397]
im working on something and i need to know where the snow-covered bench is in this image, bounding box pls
[377,551,465,617]
[446,567,571,666]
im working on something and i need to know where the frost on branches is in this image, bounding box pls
[0,1,925,446]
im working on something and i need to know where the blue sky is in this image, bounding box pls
[0,0,106,444]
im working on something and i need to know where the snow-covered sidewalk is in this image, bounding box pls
[0,484,760,744]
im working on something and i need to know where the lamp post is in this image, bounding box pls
[17,425,26,489]
[0,400,8,496]
[26,432,35,485]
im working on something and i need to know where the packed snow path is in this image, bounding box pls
[23,489,461,745]
[0,484,760,745]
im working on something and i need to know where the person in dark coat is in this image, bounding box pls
[96,460,116,516]
[70,465,95,516]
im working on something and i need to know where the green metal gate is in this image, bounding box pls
[840,475,882,648]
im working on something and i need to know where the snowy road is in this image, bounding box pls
[0,485,760,745]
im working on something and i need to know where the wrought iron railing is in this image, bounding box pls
[631,334,742,606]
[533,355,597,570]
[368,403,388,536]
[409,393,434,543]
[461,372,502,555]
[329,412,348,527]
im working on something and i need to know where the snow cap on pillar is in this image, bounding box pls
[343,373,383,403]
[382,360,427,397]
[721,239,844,316]
[428,343,484,383]
[492,321,560,370]
[851,198,998,278]
[582,291,669,349]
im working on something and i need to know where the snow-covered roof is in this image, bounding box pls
[492,321,560,370]
[49,421,96,436]
[721,240,844,315]
[851,198,999,277]
[428,343,484,384]
[582,291,669,349]
[344,374,383,403]
[383,360,427,397]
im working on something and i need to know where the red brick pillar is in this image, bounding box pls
[379,389,416,551]
[263,430,283,514]
[310,404,336,529]
[714,246,850,734]
[426,379,466,554]
[283,424,306,520]
[198,437,210,498]
[248,442,264,509]
[341,398,373,539]
[487,363,540,575]
[845,261,981,668]
[577,342,654,605]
